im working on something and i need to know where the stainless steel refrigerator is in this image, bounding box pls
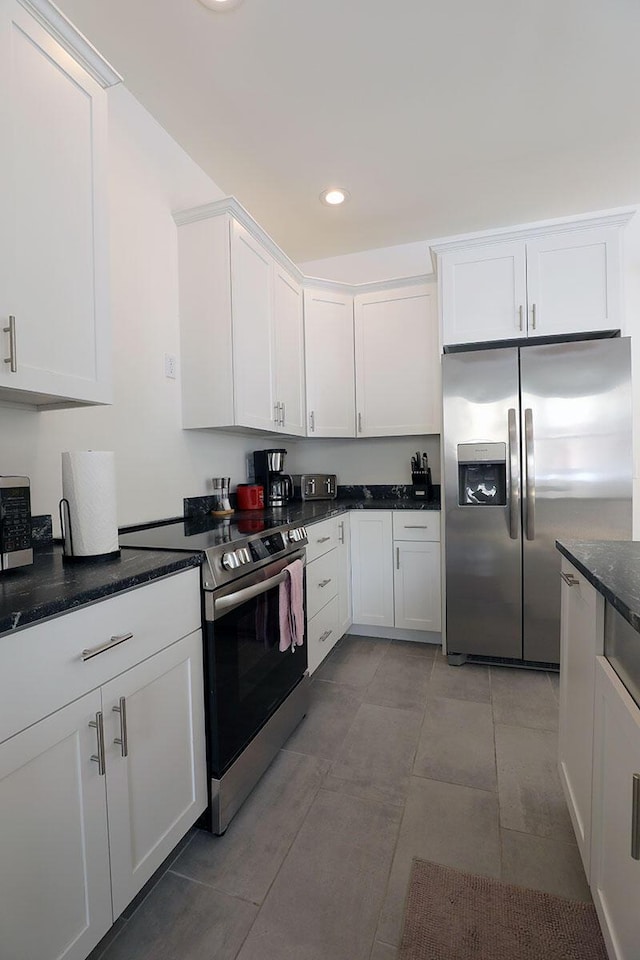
[442,337,632,665]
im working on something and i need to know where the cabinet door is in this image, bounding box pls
[104,631,207,919]
[591,657,640,960]
[526,227,623,337]
[558,559,603,878]
[337,515,352,637]
[440,241,527,346]
[394,540,441,631]
[0,1,110,406]
[350,511,393,627]
[354,285,440,437]
[304,288,356,437]
[273,266,305,436]
[0,690,112,960]
[231,220,276,431]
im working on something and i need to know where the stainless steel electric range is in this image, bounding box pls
[120,513,309,833]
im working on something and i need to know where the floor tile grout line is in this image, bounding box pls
[166,866,261,906]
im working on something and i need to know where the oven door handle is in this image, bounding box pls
[213,570,289,620]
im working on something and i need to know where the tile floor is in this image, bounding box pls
[89,635,590,960]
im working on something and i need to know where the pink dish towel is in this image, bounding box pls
[279,558,304,653]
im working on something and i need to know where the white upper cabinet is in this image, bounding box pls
[176,202,305,435]
[0,0,119,408]
[354,284,440,437]
[434,212,632,348]
[304,288,355,437]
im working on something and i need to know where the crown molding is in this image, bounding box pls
[429,207,637,257]
[174,197,435,294]
[18,0,122,88]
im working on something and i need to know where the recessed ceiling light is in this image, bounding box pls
[197,0,244,10]
[320,188,350,206]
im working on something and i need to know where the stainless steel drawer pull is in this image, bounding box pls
[403,525,428,529]
[560,572,580,587]
[531,302,537,330]
[319,629,332,643]
[396,547,400,570]
[82,632,133,661]
[338,521,345,544]
[318,578,332,588]
[113,697,129,758]
[632,774,640,860]
[518,305,524,331]
[309,410,315,432]
[89,711,106,775]
[316,536,331,543]
[358,412,363,433]
[4,315,17,372]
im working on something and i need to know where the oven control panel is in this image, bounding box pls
[219,527,307,575]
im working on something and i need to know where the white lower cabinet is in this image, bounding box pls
[590,657,640,960]
[0,569,207,960]
[0,690,112,960]
[337,516,352,637]
[558,558,603,876]
[350,510,442,635]
[305,515,351,674]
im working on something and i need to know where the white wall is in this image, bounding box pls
[287,435,440,485]
[0,86,290,526]
[300,241,434,286]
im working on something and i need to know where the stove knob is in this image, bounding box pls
[289,527,302,542]
[237,547,251,564]
[221,551,241,570]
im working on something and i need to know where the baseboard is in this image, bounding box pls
[349,623,442,646]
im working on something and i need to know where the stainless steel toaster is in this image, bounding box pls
[292,474,337,500]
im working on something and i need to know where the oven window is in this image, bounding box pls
[206,574,307,776]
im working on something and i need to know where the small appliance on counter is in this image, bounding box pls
[292,474,337,501]
[410,452,433,501]
[0,476,33,571]
[236,483,265,511]
[253,449,293,507]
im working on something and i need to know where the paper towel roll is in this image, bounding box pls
[61,451,119,557]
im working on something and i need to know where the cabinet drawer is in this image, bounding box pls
[307,595,340,675]
[0,568,201,745]
[305,516,340,563]
[392,511,440,541]
[306,549,339,620]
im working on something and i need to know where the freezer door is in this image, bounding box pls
[443,348,522,659]
[520,338,632,663]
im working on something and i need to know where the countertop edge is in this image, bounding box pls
[556,540,640,633]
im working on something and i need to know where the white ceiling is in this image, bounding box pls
[56,0,640,264]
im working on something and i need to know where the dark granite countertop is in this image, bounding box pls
[256,497,441,526]
[0,544,202,637]
[556,540,640,633]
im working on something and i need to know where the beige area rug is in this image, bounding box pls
[398,859,608,960]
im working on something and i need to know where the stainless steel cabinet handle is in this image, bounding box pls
[89,711,106,775]
[632,774,640,860]
[338,521,345,544]
[82,632,133,661]
[319,629,332,643]
[274,402,281,425]
[318,578,332,588]
[316,536,331,543]
[396,546,400,570]
[507,408,519,541]
[113,697,128,758]
[280,402,286,426]
[358,412,362,433]
[309,410,315,432]
[403,525,428,529]
[3,315,16,372]
[524,407,535,541]
[560,571,580,586]
[518,305,524,332]
[531,303,537,330]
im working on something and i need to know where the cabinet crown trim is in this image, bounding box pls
[18,0,123,87]
[174,196,434,295]
[429,207,636,257]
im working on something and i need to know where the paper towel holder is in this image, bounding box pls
[59,498,121,564]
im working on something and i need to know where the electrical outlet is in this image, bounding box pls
[164,353,178,379]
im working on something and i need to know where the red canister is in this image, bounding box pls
[236,483,265,510]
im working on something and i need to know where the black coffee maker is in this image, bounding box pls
[253,449,293,507]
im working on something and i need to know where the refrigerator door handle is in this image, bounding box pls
[524,407,536,540]
[507,407,519,540]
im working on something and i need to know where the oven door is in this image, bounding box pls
[204,550,307,776]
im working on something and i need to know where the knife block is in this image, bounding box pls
[411,469,433,501]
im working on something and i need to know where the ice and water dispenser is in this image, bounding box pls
[457,443,507,506]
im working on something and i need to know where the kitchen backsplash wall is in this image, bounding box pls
[286,435,441,485]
